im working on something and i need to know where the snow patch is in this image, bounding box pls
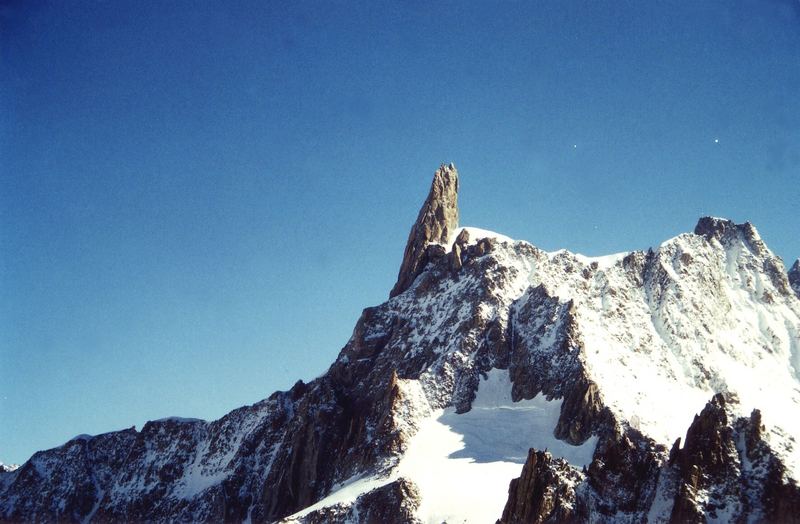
[283,472,393,521]
[398,369,596,523]
[547,249,628,270]
[449,226,515,246]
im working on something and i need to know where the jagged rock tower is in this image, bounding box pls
[390,163,459,298]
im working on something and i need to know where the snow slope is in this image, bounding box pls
[459,222,800,479]
[398,369,596,523]
[286,369,597,524]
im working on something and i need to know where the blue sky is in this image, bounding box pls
[1,0,798,464]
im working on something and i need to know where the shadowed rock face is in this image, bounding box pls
[390,163,459,298]
[694,217,763,252]
[499,450,583,524]
[665,394,800,524]
[790,259,800,298]
[500,394,800,524]
[668,393,739,523]
[694,216,793,298]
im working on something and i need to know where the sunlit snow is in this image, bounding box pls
[399,369,596,524]
[285,369,595,523]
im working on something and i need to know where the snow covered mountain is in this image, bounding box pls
[2,164,799,523]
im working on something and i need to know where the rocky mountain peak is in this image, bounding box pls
[694,216,739,240]
[389,163,459,298]
[692,216,795,297]
[2,165,799,523]
[790,259,800,298]
[694,216,766,256]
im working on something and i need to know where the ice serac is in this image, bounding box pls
[790,259,800,298]
[389,163,459,298]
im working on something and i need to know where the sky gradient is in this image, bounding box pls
[2,0,799,464]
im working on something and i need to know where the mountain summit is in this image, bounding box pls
[391,163,459,298]
[2,165,799,523]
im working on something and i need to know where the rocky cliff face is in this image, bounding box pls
[390,163,459,298]
[2,165,799,523]
[499,450,584,523]
[790,259,800,298]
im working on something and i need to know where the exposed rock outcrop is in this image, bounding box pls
[694,217,793,297]
[791,259,800,298]
[501,394,800,524]
[762,460,800,524]
[298,479,421,524]
[553,380,604,446]
[390,163,459,298]
[665,394,800,523]
[669,393,740,523]
[499,450,583,524]
[450,228,470,272]
[586,427,663,516]
[694,217,765,255]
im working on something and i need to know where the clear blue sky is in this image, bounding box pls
[1,0,798,464]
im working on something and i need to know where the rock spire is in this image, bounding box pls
[390,163,459,298]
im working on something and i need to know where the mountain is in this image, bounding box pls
[2,164,799,523]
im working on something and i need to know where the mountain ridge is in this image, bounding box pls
[2,164,799,523]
